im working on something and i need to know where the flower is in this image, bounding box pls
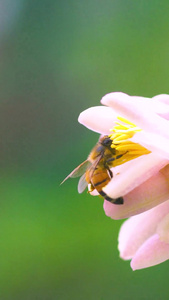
[78,92,169,219]
[118,200,169,270]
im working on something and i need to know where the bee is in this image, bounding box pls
[61,135,125,205]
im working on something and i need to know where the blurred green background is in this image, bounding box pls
[1,0,169,299]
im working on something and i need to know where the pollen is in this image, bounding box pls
[109,116,151,166]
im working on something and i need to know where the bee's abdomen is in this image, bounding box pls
[91,168,124,205]
[91,169,110,191]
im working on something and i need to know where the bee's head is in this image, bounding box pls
[100,136,112,147]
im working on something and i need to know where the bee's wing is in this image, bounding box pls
[78,156,102,194]
[61,160,91,184]
[78,173,88,193]
[89,155,103,180]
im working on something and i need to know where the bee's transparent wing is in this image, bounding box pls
[78,173,88,193]
[78,156,102,194]
[61,160,91,184]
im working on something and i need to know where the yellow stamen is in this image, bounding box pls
[109,116,151,166]
[117,116,137,126]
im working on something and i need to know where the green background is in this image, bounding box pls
[1,0,169,299]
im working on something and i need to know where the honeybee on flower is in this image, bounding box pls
[62,116,150,205]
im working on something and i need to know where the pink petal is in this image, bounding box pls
[152,94,169,105]
[78,106,117,134]
[104,164,169,219]
[157,213,169,243]
[152,95,169,120]
[118,200,169,259]
[135,94,169,118]
[101,92,155,114]
[131,131,169,160]
[103,153,168,198]
[131,234,169,270]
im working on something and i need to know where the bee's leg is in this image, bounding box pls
[107,168,113,178]
[99,190,124,205]
[103,162,113,178]
[112,197,124,205]
[88,183,94,193]
[107,154,124,163]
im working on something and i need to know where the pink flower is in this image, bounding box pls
[79,92,169,269]
[78,92,169,219]
[118,200,169,270]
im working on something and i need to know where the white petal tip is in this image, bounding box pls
[78,110,87,125]
[101,92,129,105]
[119,252,132,260]
[130,262,137,271]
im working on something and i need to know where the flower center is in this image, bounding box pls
[109,116,151,166]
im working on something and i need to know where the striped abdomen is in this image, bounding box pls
[87,167,123,205]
